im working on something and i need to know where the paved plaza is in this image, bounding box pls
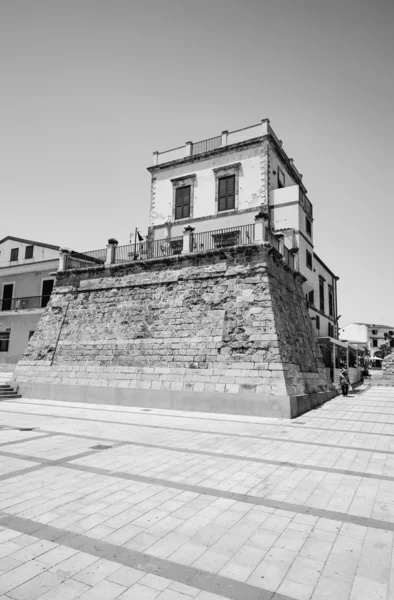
[0,386,393,599]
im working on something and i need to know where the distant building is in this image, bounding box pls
[0,236,59,364]
[147,119,339,339]
[340,322,394,362]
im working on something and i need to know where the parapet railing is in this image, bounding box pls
[190,224,255,252]
[0,295,51,311]
[59,223,298,271]
[192,136,222,156]
[114,237,184,263]
[63,250,106,270]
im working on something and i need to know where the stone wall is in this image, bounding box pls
[13,244,336,417]
[382,352,394,382]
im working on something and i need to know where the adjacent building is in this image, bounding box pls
[340,322,394,360]
[147,119,339,339]
[0,236,59,364]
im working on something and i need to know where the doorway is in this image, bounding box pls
[41,279,54,308]
[1,284,14,311]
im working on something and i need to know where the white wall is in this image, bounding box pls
[0,240,59,268]
[269,148,297,192]
[339,323,369,344]
[151,145,265,229]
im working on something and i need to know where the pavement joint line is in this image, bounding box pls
[0,513,293,600]
[60,461,394,533]
[0,464,46,481]
[3,437,394,483]
[0,447,115,467]
[306,415,394,425]
[0,432,56,449]
[3,406,394,441]
[34,426,394,457]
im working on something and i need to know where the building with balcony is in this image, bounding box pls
[0,236,59,364]
[340,322,394,366]
[147,119,339,340]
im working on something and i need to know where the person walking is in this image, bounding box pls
[339,369,350,396]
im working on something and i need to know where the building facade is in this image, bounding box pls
[340,322,394,361]
[0,237,59,364]
[147,119,339,339]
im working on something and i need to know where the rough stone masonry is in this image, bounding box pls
[13,244,336,418]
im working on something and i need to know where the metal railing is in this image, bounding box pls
[62,225,297,271]
[65,251,105,270]
[1,295,51,311]
[192,135,222,156]
[83,248,107,262]
[115,237,184,263]
[190,224,255,253]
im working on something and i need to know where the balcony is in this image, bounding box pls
[1,295,51,312]
[70,224,295,270]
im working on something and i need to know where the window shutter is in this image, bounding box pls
[175,186,191,220]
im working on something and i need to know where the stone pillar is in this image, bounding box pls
[182,226,195,254]
[58,248,71,271]
[254,214,268,242]
[290,248,299,271]
[185,141,193,157]
[221,130,228,146]
[105,240,118,266]
[276,234,285,255]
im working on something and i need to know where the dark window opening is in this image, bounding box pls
[175,186,191,220]
[10,248,19,262]
[41,280,54,308]
[25,245,34,259]
[308,290,315,305]
[315,315,320,330]
[0,332,10,352]
[306,216,312,236]
[218,175,235,212]
[277,167,285,189]
[306,250,313,270]
[328,323,334,337]
[319,278,325,313]
[328,286,334,317]
[372,339,378,347]
[372,329,378,335]
[1,284,14,311]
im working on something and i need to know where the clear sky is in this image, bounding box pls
[0,0,393,328]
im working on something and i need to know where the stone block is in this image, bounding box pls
[14,245,335,418]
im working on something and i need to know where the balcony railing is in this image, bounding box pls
[115,237,184,262]
[1,295,51,311]
[62,224,297,271]
[190,224,255,252]
[64,251,106,270]
[192,136,222,156]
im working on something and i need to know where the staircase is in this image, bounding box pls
[0,373,21,400]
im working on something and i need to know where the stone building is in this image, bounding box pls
[14,244,336,418]
[11,120,339,417]
[148,119,339,340]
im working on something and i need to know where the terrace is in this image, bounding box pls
[60,221,298,271]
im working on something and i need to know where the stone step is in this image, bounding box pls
[0,394,21,399]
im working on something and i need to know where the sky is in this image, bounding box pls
[0,0,393,328]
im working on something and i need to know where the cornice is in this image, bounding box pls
[147,138,267,174]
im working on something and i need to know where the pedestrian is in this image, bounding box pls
[339,369,350,396]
